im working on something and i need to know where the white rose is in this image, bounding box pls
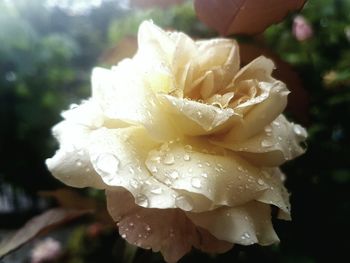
[46,21,307,262]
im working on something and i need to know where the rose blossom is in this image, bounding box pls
[292,15,313,41]
[46,21,307,262]
[30,238,62,263]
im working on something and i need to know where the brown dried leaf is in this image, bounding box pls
[239,42,309,124]
[131,0,185,9]
[0,208,90,258]
[194,0,307,35]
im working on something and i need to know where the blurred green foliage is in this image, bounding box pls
[0,0,349,262]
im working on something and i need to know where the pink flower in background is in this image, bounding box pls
[293,15,313,41]
[30,238,62,263]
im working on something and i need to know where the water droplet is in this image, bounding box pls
[184,145,193,151]
[237,166,244,172]
[135,194,149,208]
[264,126,272,133]
[261,139,273,147]
[204,161,211,167]
[293,124,307,138]
[129,222,134,227]
[145,225,151,232]
[128,167,135,174]
[183,154,191,161]
[191,177,202,188]
[257,179,265,185]
[201,172,208,178]
[197,162,203,168]
[197,111,203,118]
[69,103,79,110]
[150,155,161,163]
[121,233,127,238]
[164,178,172,185]
[150,187,162,195]
[150,166,158,173]
[169,170,179,179]
[76,160,82,167]
[175,195,193,211]
[160,143,169,152]
[95,153,120,176]
[273,120,280,126]
[163,153,175,165]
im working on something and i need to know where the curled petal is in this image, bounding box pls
[158,94,240,136]
[213,115,307,166]
[106,189,233,263]
[233,56,275,84]
[221,81,289,141]
[187,201,279,246]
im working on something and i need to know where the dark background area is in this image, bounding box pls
[0,0,349,262]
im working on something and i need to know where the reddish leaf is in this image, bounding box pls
[0,208,90,258]
[239,42,309,124]
[194,0,307,35]
[131,0,185,9]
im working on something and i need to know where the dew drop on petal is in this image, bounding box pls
[183,154,191,161]
[261,139,274,147]
[293,124,307,138]
[76,160,82,167]
[184,145,193,152]
[175,195,193,211]
[169,170,179,179]
[257,179,265,185]
[150,187,162,195]
[135,194,149,208]
[95,153,120,176]
[121,233,127,238]
[150,166,158,173]
[201,172,208,178]
[163,153,175,165]
[191,177,202,188]
[264,125,272,133]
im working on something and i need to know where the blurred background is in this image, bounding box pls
[0,0,349,262]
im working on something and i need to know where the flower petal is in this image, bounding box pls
[221,81,289,141]
[92,60,177,140]
[46,101,106,188]
[88,126,179,209]
[106,188,197,263]
[256,168,291,220]
[158,94,240,136]
[145,139,270,212]
[212,115,307,166]
[233,56,275,84]
[106,189,232,262]
[187,201,279,246]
